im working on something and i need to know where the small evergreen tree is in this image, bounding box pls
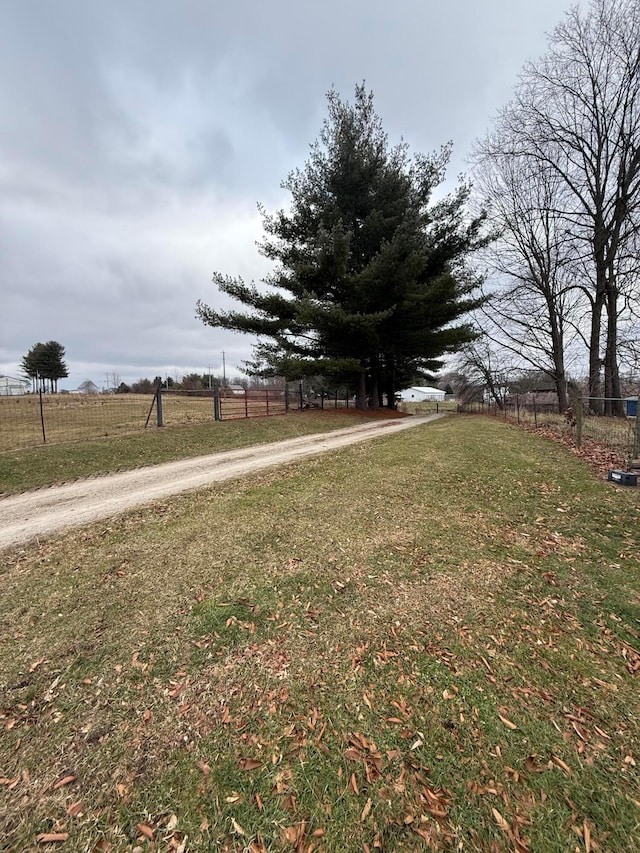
[21,341,69,393]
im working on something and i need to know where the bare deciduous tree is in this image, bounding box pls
[472,146,581,410]
[456,335,518,409]
[478,0,640,414]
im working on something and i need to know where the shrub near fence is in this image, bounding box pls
[459,396,639,462]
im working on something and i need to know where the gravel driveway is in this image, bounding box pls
[0,414,443,551]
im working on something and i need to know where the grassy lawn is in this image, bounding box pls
[0,411,372,494]
[1,417,639,852]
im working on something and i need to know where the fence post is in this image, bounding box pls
[245,389,249,418]
[516,394,520,424]
[156,385,163,427]
[265,389,270,416]
[533,395,537,428]
[576,395,583,447]
[346,390,349,409]
[321,390,325,410]
[38,384,46,444]
[635,392,640,458]
[214,385,221,421]
[335,390,338,409]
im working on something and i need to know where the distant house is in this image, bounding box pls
[76,380,99,395]
[0,375,30,396]
[398,386,446,403]
[224,384,247,396]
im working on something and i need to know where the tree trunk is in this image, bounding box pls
[369,360,380,410]
[588,289,605,414]
[356,367,367,410]
[546,293,568,412]
[385,357,396,408]
[604,281,623,415]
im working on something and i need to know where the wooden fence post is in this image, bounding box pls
[145,378,163,428]
[156,385,163,427]
[38,383,46,444]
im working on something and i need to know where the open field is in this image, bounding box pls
[1,417,639,851]
[0,393,370,454]
[0,393,291,453]
[0,394,154,451]
[0,411,374,495]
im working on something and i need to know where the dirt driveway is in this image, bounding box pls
[0,414,442,551]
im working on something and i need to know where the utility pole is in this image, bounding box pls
[208,365,211,390]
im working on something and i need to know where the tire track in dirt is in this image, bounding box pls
[0,414,443,551]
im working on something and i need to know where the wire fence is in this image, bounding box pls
[458,396,639,463]
[0,383,360,452]
[0,393,152,452]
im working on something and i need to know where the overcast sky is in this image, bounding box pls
[0,0,585,389]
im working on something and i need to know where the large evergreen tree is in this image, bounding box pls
[197,86,487,408]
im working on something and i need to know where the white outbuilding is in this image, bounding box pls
[398,385,445,403]
[0,375,30,396]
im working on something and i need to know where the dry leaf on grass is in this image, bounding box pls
[239,758,262,771]
[136,823,154,840]
[53,774,76,790]
[231,818,246,835]
[551,755,573,776]
[360,798,372,821]
[492,808,510,834]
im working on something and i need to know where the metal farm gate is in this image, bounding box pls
[216,387,287,420]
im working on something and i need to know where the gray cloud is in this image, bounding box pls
[0,0,584,388]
